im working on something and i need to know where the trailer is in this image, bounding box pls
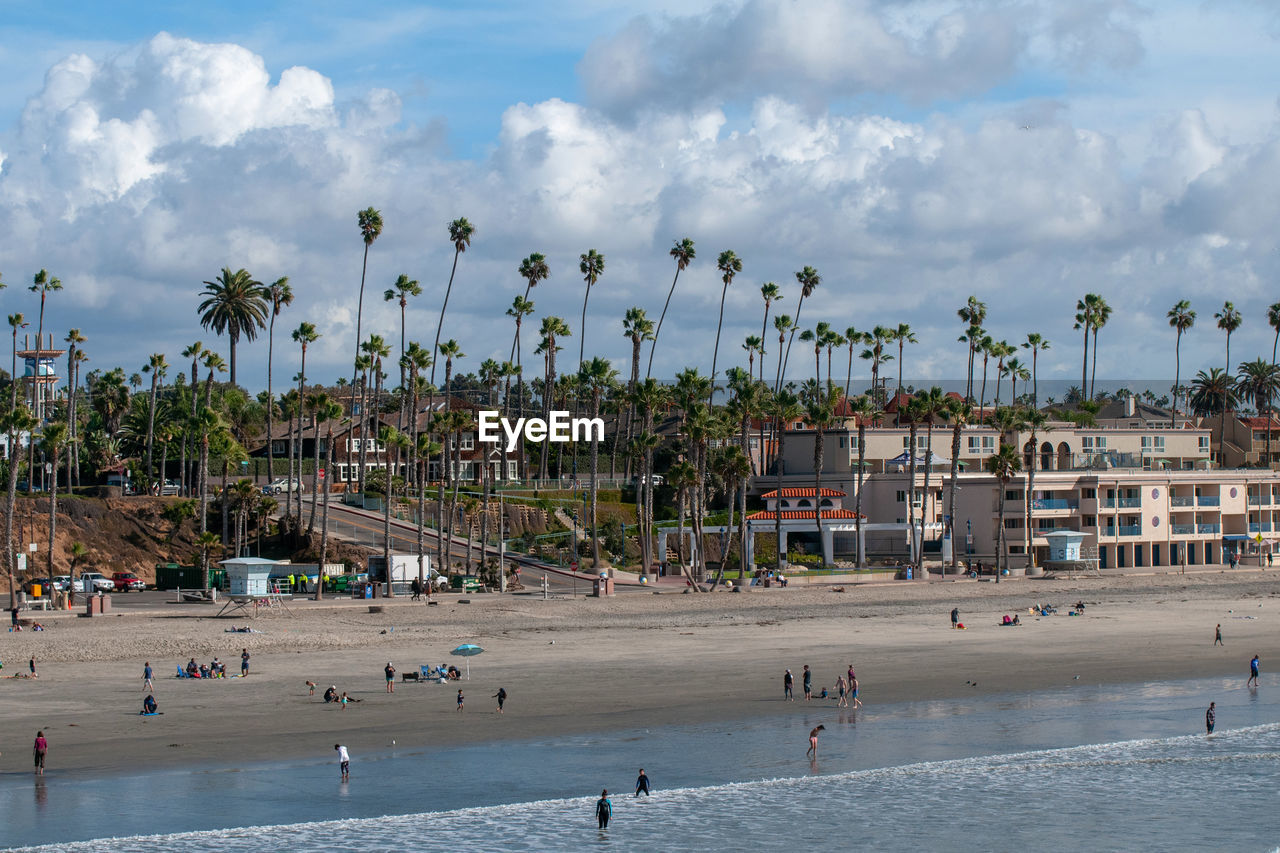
[366,554,435,583]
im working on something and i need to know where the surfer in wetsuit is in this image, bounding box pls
[596,790,612,829]
[635,769,651,797]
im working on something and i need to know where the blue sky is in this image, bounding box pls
[2,0,1280,393]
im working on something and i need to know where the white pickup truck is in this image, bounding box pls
[78,572,115,593]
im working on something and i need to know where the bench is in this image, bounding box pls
[25,599,53,611]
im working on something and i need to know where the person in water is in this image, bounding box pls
[595,789,612,829]
[635,769,651,797]
[807,724,825,758]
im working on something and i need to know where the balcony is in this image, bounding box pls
[1249,523,1274,533]
[1032,499,1080,510]
[1103,497,1142,508]
[1105,525,1143,537]
[1198,496,1221,507]
[1249,495,1271,506]
[1170,524,1195,535]
[1197,523,1221,534]
[1170,496,1194,508]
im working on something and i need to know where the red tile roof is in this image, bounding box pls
[1240,416,1280,430]
[760,488,846,498]
[746,509,865,521]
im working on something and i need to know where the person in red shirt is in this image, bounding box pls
[33,731,47,775]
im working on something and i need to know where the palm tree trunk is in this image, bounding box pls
[47,454,58,576]
[907,422,917,570]
[431,249,461,388]
[1174,331,1182,416]
[856,423,866,567]
[358,368,369,495]
[6,428,20,609]
[814,428,825,569]
[590,391,601,567]
[1221,334,1231,459]
[1090,328,1100,400]
[775,430,786,571]
[919,423,932,574]
[1081,324,1089,402]
[708,282,729,406]
[266,317,276,490]
[383,443,394,593]
[647,268,682,379]
[781,294,808,386]
[948,422,961,571]
[308,414,321,533]
[351,242,370,407]
[1026,431,1038,566]
[996,486,1007,579]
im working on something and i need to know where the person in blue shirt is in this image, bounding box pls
[595,790,612,829]
[142,694,157,715]
[1248,654,1260,688]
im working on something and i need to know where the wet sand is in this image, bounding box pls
[1,570,1276,777]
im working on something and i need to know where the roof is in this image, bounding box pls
[746,509,865,521]
[1239,416,1280,430]
[760,488,846,498]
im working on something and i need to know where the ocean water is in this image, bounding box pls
[5,675,1280,851]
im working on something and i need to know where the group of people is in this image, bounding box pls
[322,685,359,708]
[591,771,653,830]
[184,657,227,678]
[783,664,861,708]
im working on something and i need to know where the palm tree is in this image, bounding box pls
[991,341,1014,408]
[1022,333,1050,406]
[384,274,422,417]
[362,334,392,495]
[378,425,409,596]
[511,253,550,372]
[759,282,782,384]
[431,217,475,388]
[743,336,763,378]
[912,387,947,574]
[708,249,742,404]
[1074,295,1097,401]
[957,297,987,400]
[291,322,319,517]
[860,326,894,407]
[580,357,618,567]
[770,390,804,571]
[351,207,384,395]
[143,353,168,488]
[1190,368,1235,417]
[1269,302,1280,368]
[976,334,994,409]
[1003,355,1028,405]
[803,381,839,569]
[577,249,606,377]
[1022,407,1048,565]
[1238,359,1280,466]
[1089,296,1112,400]
[846,394,878,566]
[781,266,821,386]
[8,313,27,409]
[66,334,87,488]
[1215,301,1243,450]
[772,315,793,392]
[984,444,1022,582]
[506,295,536,424]
[942,397,972,571]
[537,318,570,478]
[39,421,69,575]
[648,238,696,378]
[305,391,334,534]
[198,268,267,386]
[438,340,465,405]
[28,270,62,416]
[263,278,292,485]
[842,326,863,403]
[4,405,35,607]
[621,307,654,476]
[892,323,917,420]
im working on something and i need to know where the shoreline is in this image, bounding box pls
[1,571,1277,780]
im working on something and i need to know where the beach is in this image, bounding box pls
[2,569,1277,780]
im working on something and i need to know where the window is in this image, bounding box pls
[507,461,518,479]
[1199,436,1210,452]
[969,435,995,453]
[271,440,286,455]
[317,439,328,454]
[839,437,846,448]
[1005,489,1021,501]
[1082,515,1096,527]
[1005,518,1021,529]
[897,490,906,503]
[1083,436,1107,451]
[794,421,804,430]
[337,464,349,482]
[1082,488,1096,499]
[461,433,474,450]
[1141,435,1165,453]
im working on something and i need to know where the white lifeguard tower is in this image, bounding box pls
[1043,531,1098,574]
[222,557,277,595]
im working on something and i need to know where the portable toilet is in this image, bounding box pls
[221,558,277,596]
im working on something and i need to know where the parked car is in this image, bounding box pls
[112,572,146,592]
[23,577,54,595]
[78,572,114,593]
[160,479,181,496]
[50,575,72,592]
[265,478,304,495]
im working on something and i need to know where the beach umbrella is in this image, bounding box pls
[450,643,485,679]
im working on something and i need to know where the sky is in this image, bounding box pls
[2,0,1280,394]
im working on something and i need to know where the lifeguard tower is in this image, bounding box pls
[16,333,64,421]
[217,558,292,617]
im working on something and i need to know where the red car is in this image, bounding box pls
[112,572,146,592]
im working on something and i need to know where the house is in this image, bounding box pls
[1212,414,1280,469]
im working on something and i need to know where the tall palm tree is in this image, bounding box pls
[1022,408,1048,565]
[4,405,35,607]
[708,249,742,404]
[860,326,894,407]
[432,217,475,388]
[198,268,266,386]
[28,270,62,417]
[984,443,1021,582]
[957,296,987,400]
[942,397,973,571]
[351,207,384,396]
[743,336,763,379]
[39,422,69,574]
[846,394,878,566]
[511,253,550,372]
[648,238,696,378]
[362,334,391,495]
[291,322,319,521]
[1022,332,1050,407]
[803,380,839,569]
[537,318,570,478]
[991,341,1015,408]
[621,307,654,476]
[506,295,536,426]
[1089,296,1112,400]
[1074,295,1097,401]
[892,323,917,420]
[315,397,345,599]
[781,266,821,386]
[438,340,465,404]
[384,274,422,418]
[770,389,803,571]
[772,314,793,393]
[1238,359,1280,466]
[912,387,947,574]
[581,357,618,567]
[840,327,862,404]
[1215,301,1244,454]
[977,334,994,410]
[8,313,27,409]
[263,278,292,486]
[577,249,606,376]
[143,353,168,488]
[759,282,782,384]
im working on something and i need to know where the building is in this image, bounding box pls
[1212,414,1280,469]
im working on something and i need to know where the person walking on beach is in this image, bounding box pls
[385,662,396,693]
[457,689,465,712]
[837,676,849,707]
[951,607,959,629]
[29,656,36,677]
[1206,702,1216,734]
[33,731,47,776]
[241,649,250,676]
[143,661,153,691]
[335,744,350,781]
[784,669,794,701]
[595,789,612,829]
[806,724,825,758]
[851,674,862,709]
[493,687,507,714]
[635,769,651,797]
[1248,654,1260,688]
[1215,624,1223,646]
[802,665,812,701]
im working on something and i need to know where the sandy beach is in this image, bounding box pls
[1,570,1278,778]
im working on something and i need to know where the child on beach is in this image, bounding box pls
[457,689,465,712]
[806,725,825,758]
[143,662,153,691]
[241,649,250,676]
[635,769,651,797]
[493,687,506,714]
[33,731,47,775]
[1206,702,1216,734]
[340,692,350,710]
[837,676,848,707]
[335,744,350,781]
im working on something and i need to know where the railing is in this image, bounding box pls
[1116,525,1142,537]
[1249,523,1274,533]
[1103,497,1141,508]
[1197,523,1221,534]
[1198,496,1220,507]
[1032,499,1079,510]
[1248,495,1270,506]
[1170,496,1194,507]
[1170,524,1195,535]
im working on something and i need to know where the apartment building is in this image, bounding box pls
[1211,414,1280,469]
